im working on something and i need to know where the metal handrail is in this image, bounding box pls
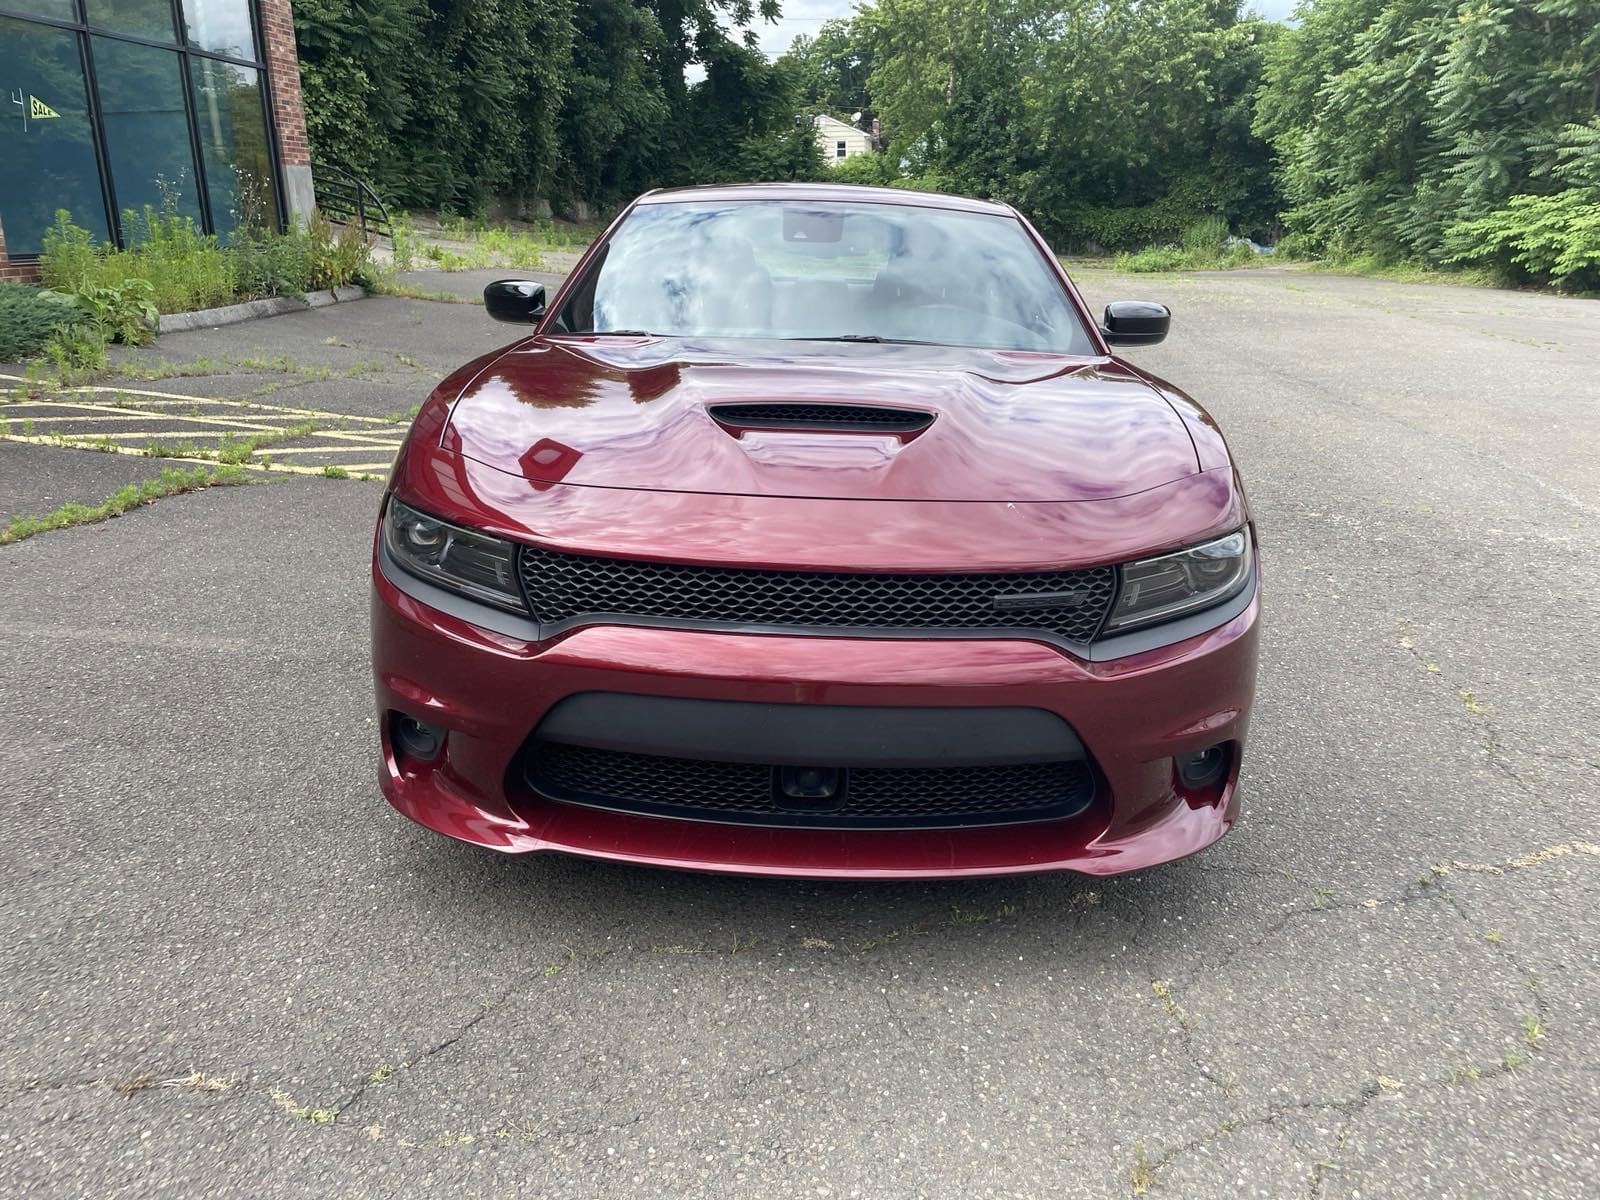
[311,161,394,239]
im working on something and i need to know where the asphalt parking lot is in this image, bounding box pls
[2,266,1597,1198]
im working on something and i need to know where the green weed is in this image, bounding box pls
[1,465,247,545]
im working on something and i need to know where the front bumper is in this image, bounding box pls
[371,550,1260,879]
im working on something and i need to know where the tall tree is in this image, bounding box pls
[1255,0,1600,271]
[646,0,782,102]
[780,18,874,120]
[559,0,671,203]
[293,0,815,213]
[854,0,1277,245]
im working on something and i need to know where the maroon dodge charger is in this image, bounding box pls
[370,183,1259,878]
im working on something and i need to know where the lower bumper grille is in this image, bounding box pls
[524,742,1095,830]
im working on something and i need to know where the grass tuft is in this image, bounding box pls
[1130,1140,1158,1195]
[371,281,483,305]
[271,1089,337,1123]
[1,465,247,545]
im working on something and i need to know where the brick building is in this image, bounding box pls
[0,0,313,282]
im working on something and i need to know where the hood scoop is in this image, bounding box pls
[709,402,934,436]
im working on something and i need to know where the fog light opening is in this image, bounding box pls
[393,713,446,764]
[1175,742,1230,791]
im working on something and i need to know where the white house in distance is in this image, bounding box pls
[813,114,874,166]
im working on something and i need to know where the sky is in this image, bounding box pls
[745,1,1300,59]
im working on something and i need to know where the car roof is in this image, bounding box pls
[636,182,1017,218]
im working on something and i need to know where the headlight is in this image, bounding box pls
[384,498,525,612]
[1103,528,1252,635]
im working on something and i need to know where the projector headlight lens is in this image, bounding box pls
[1104,528,1252,634]
[384,498,524,613]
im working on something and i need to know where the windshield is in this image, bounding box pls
[552,199,1095,354]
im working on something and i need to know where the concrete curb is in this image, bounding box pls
[156,286,367,334]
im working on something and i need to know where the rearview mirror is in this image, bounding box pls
[484,279,547,324]
[1100,300,1170,347]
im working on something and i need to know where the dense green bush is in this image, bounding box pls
[1113,219,1258,273]
[891,172,963,197]
[1182,216,1229,259]
[72,280,159,347]
[229,228,317,298]
[827,153,899,187]
[1448,191,1600,290]
[1272,232,1322,262]
[1255,0,1600,278]
[1042,176,1242,253]
[42,209,233,314]
[42,322,109,380]
[40,209,377,330]
[1114,245,1191,273]
[1443,120,1600,291]
[0,285,87,362]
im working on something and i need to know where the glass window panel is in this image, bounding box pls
[0,2,80,20]
[189,57,275,234]
[0,17,111,255]
[85,0,177,42]
[182,0,256,59]
[91,36,203,237]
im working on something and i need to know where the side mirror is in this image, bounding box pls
[1100,300,1170,347]
[484,279,547,324]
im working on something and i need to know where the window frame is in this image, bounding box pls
[0,0,284,256]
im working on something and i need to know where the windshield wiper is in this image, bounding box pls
[787,334,939,345]
[574,329,658,337]
[802,333,884,342]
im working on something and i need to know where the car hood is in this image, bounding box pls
[441,337,1200,503]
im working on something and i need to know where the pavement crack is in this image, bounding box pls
[878,988,912,1041]
[1523,747,1600,774]
[1426,841,1599,880]
[2,1074,107,1095]
[1149,978,1237,1102]
[731,1039,856,1101]
[1176,883,1445,987]
[557,1111,647,1141]
[1138,1087,1376,1197]
[1144,853,1570,1196]
[333,968,544,1118]
[1389,626,1582,834]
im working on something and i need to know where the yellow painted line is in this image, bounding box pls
[4,396,402,447]
[72,430,249,439]
[228,445,397,456]
[8,413,326,425]
[6,398,290,434]
[335,463,396,472]
[100,393,407,425]
[0,414,159,423]
[0,433,385,478]
[0,374,405,425]
[13,416,344,428]
[69,398,403,425]
[54,428,401,446]
[298,432,403,447]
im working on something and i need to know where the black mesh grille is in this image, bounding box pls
[525,742,1094,829]
[709,403,933,432]
[517,549,1116,644]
